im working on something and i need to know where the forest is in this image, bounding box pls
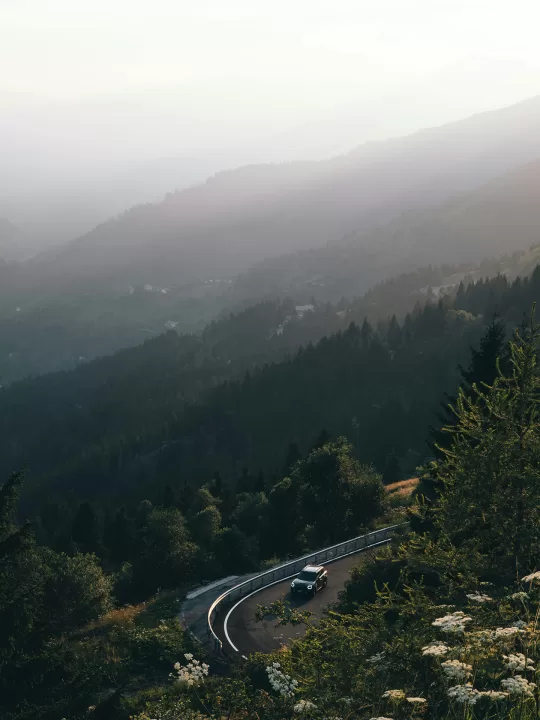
[3,277,540,718]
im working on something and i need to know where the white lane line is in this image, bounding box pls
[223,538,391,653]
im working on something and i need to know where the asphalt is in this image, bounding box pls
[216,547,378,656]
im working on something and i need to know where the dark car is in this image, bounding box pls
[290,565,328,597]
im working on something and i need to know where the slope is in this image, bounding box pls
[231,159,540,304]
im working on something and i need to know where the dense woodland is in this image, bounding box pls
[2,264,540,521]
[3,283,540,718]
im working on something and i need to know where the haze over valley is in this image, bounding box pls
[5,4,540,719]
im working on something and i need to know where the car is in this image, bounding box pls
[290,565,328,597]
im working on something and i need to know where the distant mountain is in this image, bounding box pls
[9,94,540,290]
[2,96,540,381]
[0,218,22,262]
[230,159,540,304]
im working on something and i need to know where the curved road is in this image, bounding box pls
[215,546,379,655]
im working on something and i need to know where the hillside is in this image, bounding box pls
[3,263,540,522]
[4,275,540,720]
[231,160,540,304]
[0,218,23,262]
[1,97,540,384]
[9,94,540,292]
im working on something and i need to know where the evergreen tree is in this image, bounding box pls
[382,450,402,486]
[282,442,301,475]
[162,484,176,508]
[430,316,508,456]
[71,501,101,554]
[433,307,540,578]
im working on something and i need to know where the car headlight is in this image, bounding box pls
[307,585,313,590]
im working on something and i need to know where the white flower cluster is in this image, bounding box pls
[447,683,480,705]
[406,697,426,704]
[500,675,536,697]
[503,653,535,672]
[466,593,492,603]
[494,627,526,640]
[293,700,317,713]
[382,689,405,701]
[512,620,527,629]
[510,591,529,601]
[521,571,540,584]
[479,690,509,701]
[432,611,472,634]
[369,717,394,720]
[441,659,473,682]
[266,662,298,697]
[366,651,386,664]
[171,654,209,686]
[422,641,449,657]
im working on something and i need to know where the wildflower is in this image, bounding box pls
[441,660,473,682]
[406,697,427,704]
[501,675,536,697]
[293,700,317,713]
[511,620,527,629]
[521,571,540,584]
[432,611,472,634]
[369,717,394,720]
[466,593,492,603]
[447,683,481,705]
[366,651,386,664]
[266,662,298,697]
[468,629,493,645]
[382,690,406,701]
[503,653,535,672]
[494,627,525,640]
[477,690,509,701]
[170,656,209,686]
[422,641,449,657]
[510,591,529,601]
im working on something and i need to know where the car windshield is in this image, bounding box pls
[297,570,317,581]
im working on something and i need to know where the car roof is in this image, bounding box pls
[302,565,324,572]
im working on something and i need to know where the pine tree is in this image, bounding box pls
[431,316,508,456]
[382,451,402,486]
[433,306,540,578]
[162,485,176,508]
[71,501,101,554]
[282,443,301,476]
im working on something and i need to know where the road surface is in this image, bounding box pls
[215,547,378,655]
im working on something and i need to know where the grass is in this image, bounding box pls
[386,477,419,498]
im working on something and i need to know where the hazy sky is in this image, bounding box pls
[2,0,540,152]
[2,0,540,97]
[1,0,540,243]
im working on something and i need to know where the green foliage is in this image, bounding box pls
[132,507,198,595]
[434,308,540,579]
[293,437,386,546]
[42,551,113,633]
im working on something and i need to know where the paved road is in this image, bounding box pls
[216,547,378,655]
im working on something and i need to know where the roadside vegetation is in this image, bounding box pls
[3,290,540,718]
[129,310,540,719]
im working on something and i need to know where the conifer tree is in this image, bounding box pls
[433,306,540,577]
[430,315,508,456]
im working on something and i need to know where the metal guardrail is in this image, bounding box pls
[207,524,401,654]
